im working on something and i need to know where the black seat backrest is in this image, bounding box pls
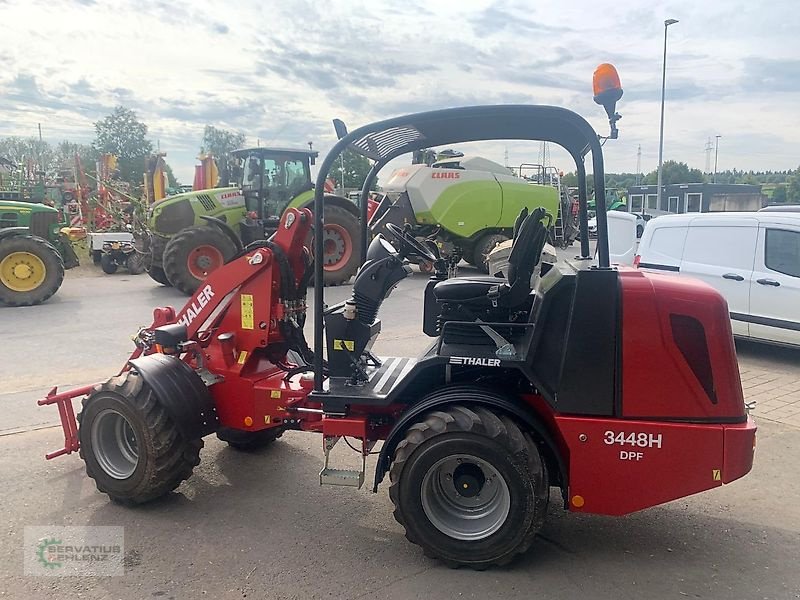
[507,207,549,289]
[512,207,528,241]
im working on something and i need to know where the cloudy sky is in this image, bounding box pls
[1,0,798,183]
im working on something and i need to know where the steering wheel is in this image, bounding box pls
[384,223,438,263]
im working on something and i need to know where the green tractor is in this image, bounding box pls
[145,147,361,295]
[0,200,79,306]
[371,155,560,272]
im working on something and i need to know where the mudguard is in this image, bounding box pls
[199,215,244,253]
[372,385,567,494]
[128,354,219,439]
[0,226,29,240]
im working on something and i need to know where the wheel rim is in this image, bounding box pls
[322,223,352,270]
[187,244,224,279]
[420,453,510,541]
[0,251,46,292]
[90,409,139,479]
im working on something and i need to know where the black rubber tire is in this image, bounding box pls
[320,204,361,286]
[0,235,65,306]
[78,369,203,504]
[472,234,509,274]
[92,250,102,265]
[389,404,548,569]
[62,191,75,202]
[100,253,118,274]
[147,265,171,286]
[162,226,237,295]
[216,427,285,451]
[126,252,146,275]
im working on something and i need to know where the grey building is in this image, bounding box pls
[626,183,764,216]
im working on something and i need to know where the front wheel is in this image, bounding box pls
[389,405,548,569]
[126,252,146,275]
[163,226,237,295]
[78,370,203,504]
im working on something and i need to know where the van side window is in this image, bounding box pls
[683,226,757,271]
[649,227,687,261]
[765,229,800,278]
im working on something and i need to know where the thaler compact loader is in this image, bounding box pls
[39,65,756,569]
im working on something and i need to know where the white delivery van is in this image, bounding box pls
[635,212,800,347]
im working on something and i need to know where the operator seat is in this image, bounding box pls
[432,207,549,311]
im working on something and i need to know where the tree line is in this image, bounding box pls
[560,160,800,203]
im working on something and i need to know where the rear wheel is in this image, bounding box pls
[472,234,509,274]
[216,427,284,451]
[163,226,237,295]
[319,204,361,286]
[78,370,203,504]
[100,253,118,274]
[389,405,548,569]
[0,235,65,306]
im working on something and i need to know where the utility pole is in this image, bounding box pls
[504,146,509,168]
[636,145,642,185]
[704,137,713,175]
[656,18,679,211]
[713,135,722,183]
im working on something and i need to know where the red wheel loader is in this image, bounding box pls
[39,65,756,569]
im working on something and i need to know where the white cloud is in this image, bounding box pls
[0,0,798,183]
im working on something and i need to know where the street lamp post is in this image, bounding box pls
[713,135,722,183]
[656,18,679,212]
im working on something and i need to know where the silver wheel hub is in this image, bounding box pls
[323,229,345,264]
[420,454,510,541]
[90,409,139,479]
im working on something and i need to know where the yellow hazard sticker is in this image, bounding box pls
[264,415,271,424]
[333,339,355,351]
[240,294,254,329]
[238,350,248,364]
[712,469,721,481]
[270,390,281,399]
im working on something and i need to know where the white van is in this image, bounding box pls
[635,212,800,347]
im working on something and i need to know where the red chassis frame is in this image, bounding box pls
[39,207,756,517]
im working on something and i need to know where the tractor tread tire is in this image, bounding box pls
[126,252,146,275]
[320,204,361,287]
[389,403,548,569]
[163,226,237,295]
[147,265,171,286]
[0,234,65,306]
[78,369,203,505]
[473,233,509,274]
[216,427,285,452]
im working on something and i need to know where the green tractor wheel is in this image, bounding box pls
[0,235,65,306]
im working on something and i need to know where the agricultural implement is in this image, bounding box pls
[40,65,755,568]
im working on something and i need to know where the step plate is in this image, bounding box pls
[319,467,364,488]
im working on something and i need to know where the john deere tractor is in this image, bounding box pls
[371,155,559,271]
[0,200,79,306]
[145,147,361,294]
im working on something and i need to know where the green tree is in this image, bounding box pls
[771,184,787,203]
[643,160,705,185]
[787,168,800,202]
[92,106,153,184]
[55,140,96,169]
[0,136,54,172]
[163,162,179,188]
[201,125,246,157]
[331,149,372,190]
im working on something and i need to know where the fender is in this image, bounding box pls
[0,226,29,241]
[300,194,361,219]
[128,354,219,440]
[372,385,567,496]
[199,215,244,253]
